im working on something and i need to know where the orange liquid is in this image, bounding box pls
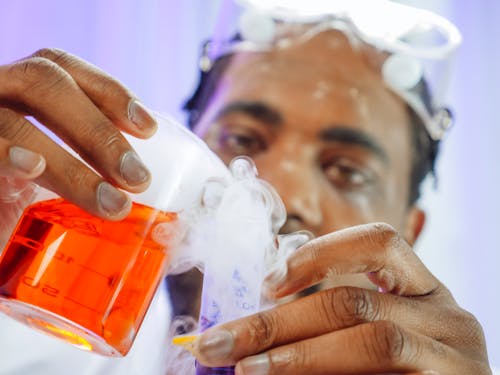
[0,198,176,356]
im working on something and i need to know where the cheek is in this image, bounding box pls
[327,175,410,234]
[259,161,382,235]
[318,189,380,235]
[379,173,412,229]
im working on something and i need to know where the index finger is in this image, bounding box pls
[0,57,149,218]
[265,222,441,298]
[29,48,157,138]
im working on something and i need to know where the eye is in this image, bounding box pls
[218,127,267,156]
[322,158,374,190]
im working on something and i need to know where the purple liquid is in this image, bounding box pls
[195,363,235,374]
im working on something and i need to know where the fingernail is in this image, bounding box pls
[197,329,234,362]
[263,262,287,293]
[236,354,269,375]
[120,151,150,186]
[128,99,157,134]
[422,371,441,375]
[97,182,131,217]
[9,146,46,175]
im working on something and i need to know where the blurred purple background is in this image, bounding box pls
[0,0,499,366]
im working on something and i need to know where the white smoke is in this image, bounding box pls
[162,157,311,374]
[164,316,198,375]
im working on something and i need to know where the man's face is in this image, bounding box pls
[195,31,416,282]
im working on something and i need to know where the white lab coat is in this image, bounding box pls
[0,281,171,375]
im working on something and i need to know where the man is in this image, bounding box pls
[0,2,494,375]
[167,4,492,373]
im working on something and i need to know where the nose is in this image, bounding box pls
[256,138,323,234]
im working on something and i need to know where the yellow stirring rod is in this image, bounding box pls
[172,334,198,354]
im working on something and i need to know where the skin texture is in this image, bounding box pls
[186,31,492,374]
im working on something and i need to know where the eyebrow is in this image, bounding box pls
[214,101,283,127]
[319,127,389,163]
[214,101,388,163]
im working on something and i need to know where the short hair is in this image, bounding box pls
[183,49,440,206]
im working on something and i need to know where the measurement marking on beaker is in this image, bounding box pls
[76,263,113,283]
[63,295,101,313]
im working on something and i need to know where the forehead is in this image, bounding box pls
[230,29,385,87]
[209,31,408,135]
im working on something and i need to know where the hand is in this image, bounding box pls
[193,223,492,375]
[0,48,157,224]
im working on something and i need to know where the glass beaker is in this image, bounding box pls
[0,114,230,357]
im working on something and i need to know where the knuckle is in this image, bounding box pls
[32,47,66,62]
[77,118,123,155]
[320,287,377,328]
[424,304,486,361]
[54,162,100,208]
[370,222,404,255]
[460,308,482,330]
[9,57,69,98]
[60,160,90,190]
[343,288,376,322]
[365,321,409,364]
[93,122,123,152]
[33,48,82,73]
[67,120,125,178]
[31,48,133,105]
[89,72,131,103]
[246,312,279,350]
[316,290,339,328]
[16,57,61,80]
[8,117,33,144]
[0,109,26,139]
[0,113,37,148]
[40,156,95,205]
[455,308,487,350]
[372,222,398,245]
[304,239,326,280]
